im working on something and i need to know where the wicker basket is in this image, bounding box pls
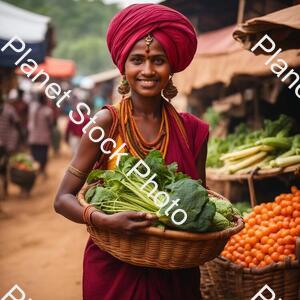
[200,239,300,300]
[9,164,38,191]
[78,184,244,269]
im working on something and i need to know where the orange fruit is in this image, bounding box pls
[267,239,275,246]
[248,218,256,226]
[285,244,295,252]
[268,246,275,255]
[286,206,293,216]
[283,236,295,245]
[255,230,264,240]
[254,206,262,214]
[273,205,282,216]
[244,243,252,251]
[255,252,264,262]
[247,229,255,237]
[264,255,273,265]
[291,186,298,193]
[271,252,280,262]
[261,244,270,254]
[259,261,267,268]
[245,256,252,264]
[249,237,258,246]
[292,211,300,218]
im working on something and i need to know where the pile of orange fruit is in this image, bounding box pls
[221,186,300,268]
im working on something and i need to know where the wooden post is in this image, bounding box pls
[237,0,246,24]
[247,168,259,208]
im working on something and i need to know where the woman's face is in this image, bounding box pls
[125,37,171,98]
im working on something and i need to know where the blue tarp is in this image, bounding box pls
[0,39,47,67]
[0,1,50,68]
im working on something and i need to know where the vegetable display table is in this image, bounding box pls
[207,163,300,207]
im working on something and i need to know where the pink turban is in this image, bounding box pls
[106,4,197,74]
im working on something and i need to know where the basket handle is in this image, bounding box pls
[207,189,228,201]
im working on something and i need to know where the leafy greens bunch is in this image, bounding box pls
[207,114,300,173]
[85,150,238,233]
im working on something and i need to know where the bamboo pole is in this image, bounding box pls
[237,0,246,24]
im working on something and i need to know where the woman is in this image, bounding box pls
[55,4,209,300]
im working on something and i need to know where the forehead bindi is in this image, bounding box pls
[129,38,166,57]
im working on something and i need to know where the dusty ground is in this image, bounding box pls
[0,145,88,300]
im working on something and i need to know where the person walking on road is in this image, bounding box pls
[28,93,54,177]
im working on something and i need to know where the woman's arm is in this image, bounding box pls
[54,109,157,234]
[54,109,113,223]
[196,137,208,188]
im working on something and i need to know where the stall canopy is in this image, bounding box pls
[173,25,300,95]
[16,56,76,79]
[0,0,50,67]
[86,68,120,85]
[233,4,300,52]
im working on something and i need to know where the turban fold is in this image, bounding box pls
[106,4,197,74]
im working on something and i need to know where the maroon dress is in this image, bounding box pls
[83,111,209,300]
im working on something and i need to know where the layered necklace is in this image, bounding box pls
[119,97,170,159]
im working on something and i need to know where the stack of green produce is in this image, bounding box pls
[85,150,240,233]
[207,115,300,174]
[10,153,35,171]
[270,134,300,168]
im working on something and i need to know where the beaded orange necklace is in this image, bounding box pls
[119,97,170,159]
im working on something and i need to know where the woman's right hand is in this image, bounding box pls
[91,211,158,235]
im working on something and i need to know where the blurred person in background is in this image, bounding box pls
[6,89,23,153]
[65,105,90,156]
[28,92,54,177]
[48,100,62,155]
[10,88,28,149]
[0,93,21,197]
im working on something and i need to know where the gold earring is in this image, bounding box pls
[162,75,178,101]
[118,75,130,96]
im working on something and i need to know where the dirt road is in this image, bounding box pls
[0,145,88,300]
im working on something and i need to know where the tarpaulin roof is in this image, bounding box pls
[0,0,50,67]
[0,1,50,42]
[197,25,240,55]
[16,56,76,79]
[233,4,300,52]
[173,25,300,94]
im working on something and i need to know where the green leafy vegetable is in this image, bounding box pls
[210,212,233,231]
[85,150,235,233]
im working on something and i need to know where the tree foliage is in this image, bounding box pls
[4,0,119,75]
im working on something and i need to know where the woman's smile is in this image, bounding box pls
[137,78,159,89]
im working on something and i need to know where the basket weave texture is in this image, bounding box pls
[78,184,244,269]
[200,253,300,300]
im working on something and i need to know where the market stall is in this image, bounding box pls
[0,0,53,96]
[15,56,76,79]
[198,5,300,299]
[173,15,300,208]
[173,25,300,95]
[233,4,300,52]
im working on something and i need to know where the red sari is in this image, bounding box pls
[83,105,209,300]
